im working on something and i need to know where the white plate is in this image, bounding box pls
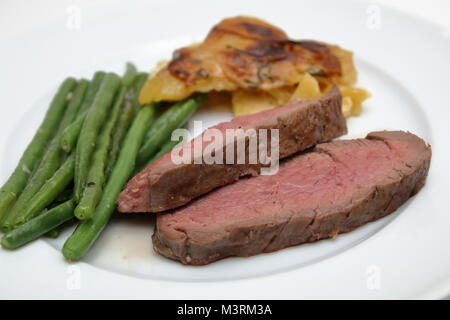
[1,0,449,299]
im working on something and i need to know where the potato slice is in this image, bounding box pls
[342,96,353,118]
[231,86,294,116]
[291,73,322,100]
[340,86,371,116]
[231,90,279,116]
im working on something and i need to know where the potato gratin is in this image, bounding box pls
[139,16,370,117]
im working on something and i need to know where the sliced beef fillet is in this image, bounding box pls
[118,85,346,213]
[153,131,431,265]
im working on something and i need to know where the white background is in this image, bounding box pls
[2,0,450,40]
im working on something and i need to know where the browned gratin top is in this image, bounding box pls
[139,16,350,103]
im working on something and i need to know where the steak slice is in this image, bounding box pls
[153,131,431,265]
[118,85,346,213]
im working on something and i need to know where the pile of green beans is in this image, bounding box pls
[63,105,157,261]
[0,63,207,260]
[0,78,76,222]
[1,79,87,229]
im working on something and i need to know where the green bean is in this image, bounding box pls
[15,153,75,224]
[45,218,76,238]
[130,73,149,113]
[65,79,89,117]
[60,110,87,153]
[1,199,75,249]
[1,80,85,230]
[75,85,126,220]
[60,72,105,153]
[142,103,176,141]
[104,74,148,179]
[104,99,134,179]
[151,137,182,162]
[136,103,182,163]
[44,228,60,239]
[135,137,182,173]
[122,63,138,88]
[63,105,156,261]
[74,73,121,203]
[136,94,207,166]
[51,188,73,207]
[1,144,62,229]
[79,72,106,114]
[132,73,148,96]
[0,78,76,222]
